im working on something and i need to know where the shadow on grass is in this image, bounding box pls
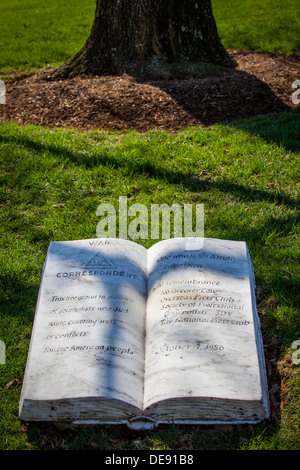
[1,120,298,449]
[14,240,281,450]
[2,58,298,154]
[0,273,40,322]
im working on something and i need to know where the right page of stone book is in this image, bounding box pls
[143,237,270,423]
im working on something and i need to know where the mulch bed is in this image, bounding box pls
[0,50,299,131]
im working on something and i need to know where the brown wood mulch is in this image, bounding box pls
[0,50,299,132]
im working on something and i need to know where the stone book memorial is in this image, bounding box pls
[19,237,270,429]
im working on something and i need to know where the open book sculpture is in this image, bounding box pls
[19,237,270,429]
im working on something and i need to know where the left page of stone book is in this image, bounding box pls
[19,238,147,422]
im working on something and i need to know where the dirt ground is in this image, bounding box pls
[1,50,299,131]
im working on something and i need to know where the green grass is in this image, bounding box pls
[0,113,299,450]
[0,0,299,75]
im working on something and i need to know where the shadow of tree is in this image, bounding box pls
[225,109,300,153]
[2,122,298,448]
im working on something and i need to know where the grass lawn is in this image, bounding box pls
[0,114,299,450]
[0,0,299,452]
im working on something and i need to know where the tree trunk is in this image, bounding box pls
[52,0,235,78]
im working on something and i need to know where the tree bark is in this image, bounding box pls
[51,0,235,78]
